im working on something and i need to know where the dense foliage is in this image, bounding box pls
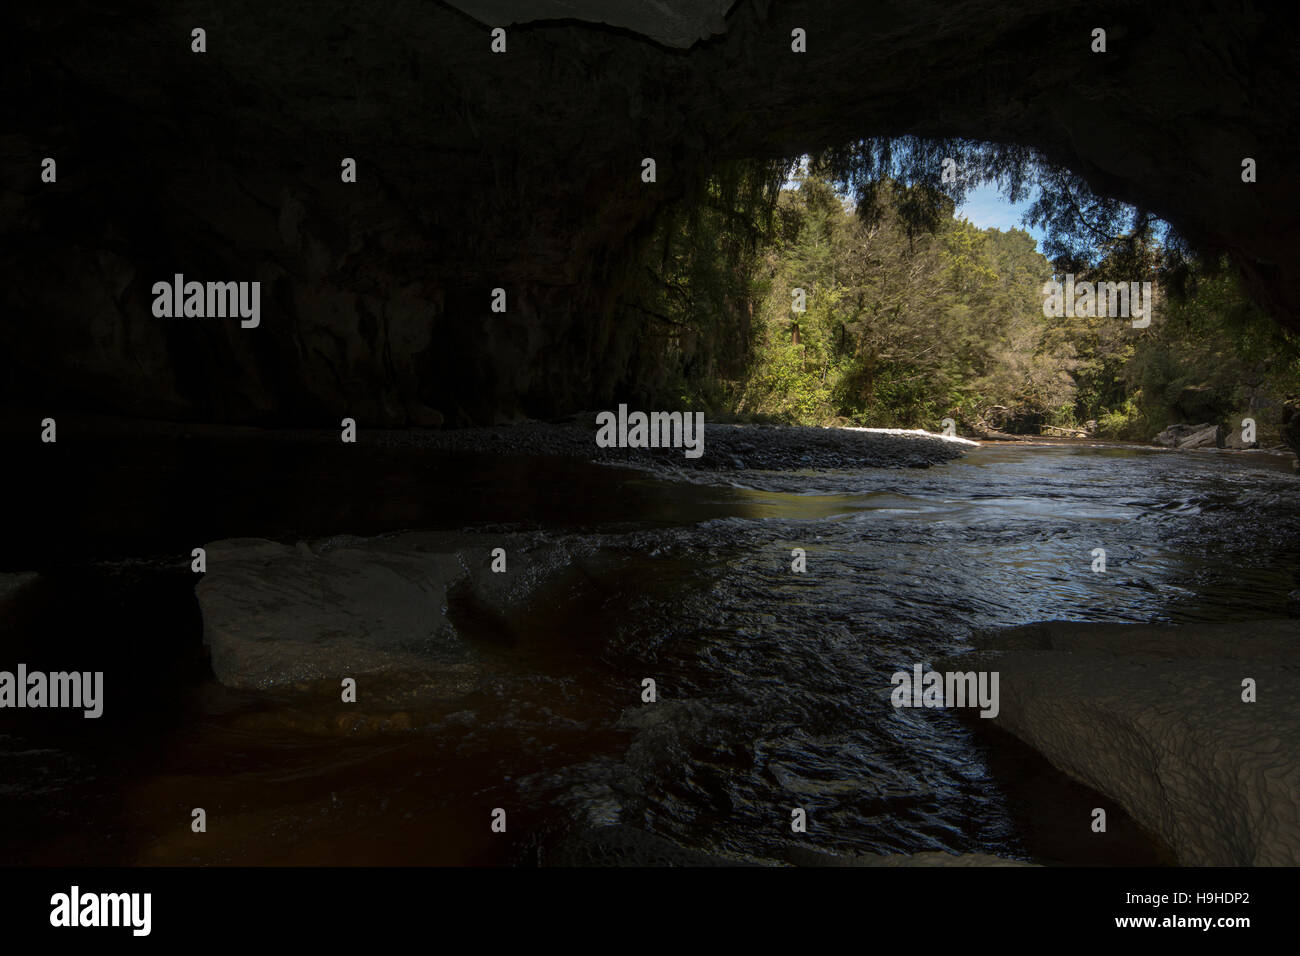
[620,144,1300,445]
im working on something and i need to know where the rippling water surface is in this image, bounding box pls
[3,441,1298,865]
[512,443,1300,863]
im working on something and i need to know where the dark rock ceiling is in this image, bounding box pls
[2,1,1296,424]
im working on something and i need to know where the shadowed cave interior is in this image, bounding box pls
[1,1,1297,868]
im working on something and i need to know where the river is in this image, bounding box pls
[1,437,1296,865]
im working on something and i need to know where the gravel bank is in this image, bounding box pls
[379,421,973,473]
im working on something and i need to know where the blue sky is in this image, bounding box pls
[785,158,1049,254]
[956,182,1048,251]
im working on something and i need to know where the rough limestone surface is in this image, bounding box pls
[948,620,1300,866]
[196,533,585,690]
[1178,424,1223,449]
[1153,423,1219,448]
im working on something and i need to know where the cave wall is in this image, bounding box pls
[2,0,1296,425]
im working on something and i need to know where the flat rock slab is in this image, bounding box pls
[197,533,583,692]
[948,620,1300,865]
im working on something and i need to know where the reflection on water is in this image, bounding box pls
[2,442,1297,865]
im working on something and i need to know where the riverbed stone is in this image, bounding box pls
[386,421,971,475]
[196,532,585,692]
[947,620,1300,865]
[1153,424,1186,446]
[1153,422,1224,448]
[197,538,472,691]
[1178,423,1223,449]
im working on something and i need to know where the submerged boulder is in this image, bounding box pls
[949,620,1300,865]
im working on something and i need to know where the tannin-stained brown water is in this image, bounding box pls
[2,434,1297,865]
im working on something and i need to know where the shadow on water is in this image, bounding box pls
[1,433,1296,864]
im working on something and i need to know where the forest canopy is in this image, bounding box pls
[618,141,1300,444]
